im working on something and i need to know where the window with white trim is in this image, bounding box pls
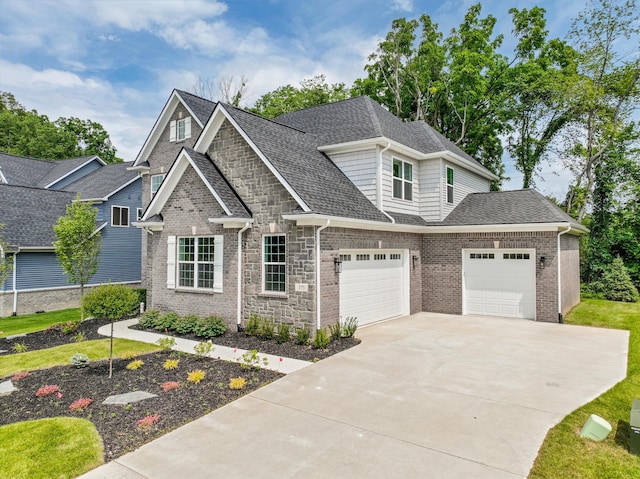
[169,117,191,142]
[393,158,413,201]
[446,166,454,204]
[137,208,143,220]
[111,206,129,227]
[263,235,286,293]
[177,237,221,290]
[151,174,165,197]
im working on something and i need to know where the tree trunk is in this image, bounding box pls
[109,319,114,378]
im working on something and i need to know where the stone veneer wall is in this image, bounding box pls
[423,231,559,322]
[560,233,581,316]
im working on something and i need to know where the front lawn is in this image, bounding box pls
[0,308,81,337]
[530,299,640,478]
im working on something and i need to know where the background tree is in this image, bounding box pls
[53,195,102,320]
[190,75,249,107]
[0,225,12,289]
[0,92,120,162]
[250,74,350,118]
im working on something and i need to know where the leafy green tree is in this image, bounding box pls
[506,7,579,188]
[250,75,350,118]
[589,256,639,302]
[0,225,12,288]
[82,282,138,377]
[563,0,640,220]
[0,92,120,163]
[53,195,101,320]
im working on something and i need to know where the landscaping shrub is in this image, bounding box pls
[294,324,310,345]
[245,314,260,336]
[174,314,199,335]
[193,341,214,358]
[328,320,342,341]
[155,337,176,351]
[126,360,144,370]
[258,317,275,340]
[70,353,90,368]
[229,377,246,390]
[139,309,161,329]
[132,288,147,308]
[163,359,180,371]
[155,312,180,330]
[276,322,291,344]
[313,328,330,349]
[341,316,358,338]
[589,257,639,302]
[82,283,138,320]
[194,315,227,338]
[187,369,206,384]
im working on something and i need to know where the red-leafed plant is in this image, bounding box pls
[69,398,93,412]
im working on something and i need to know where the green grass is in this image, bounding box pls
[0,308,81,337]
[530,299,640,478]
[0,418,103,479]
[0,339,159,378]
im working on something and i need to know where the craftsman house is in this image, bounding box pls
[131,90,583,330]
[0,153,141,316]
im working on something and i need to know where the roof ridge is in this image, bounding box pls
[363,97,383,137]
[0,183,76,195]
[0,151,57,164]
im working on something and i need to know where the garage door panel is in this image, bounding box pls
[339,251,406,326]
[463,250,536,320]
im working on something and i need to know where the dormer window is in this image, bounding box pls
[447,166,454,204]
[169,117,191,142]
[393,158,413,201]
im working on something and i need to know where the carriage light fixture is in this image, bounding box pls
[334,257,342,274]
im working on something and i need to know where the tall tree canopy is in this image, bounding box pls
[249,75,350,119]
[0,92,119,163]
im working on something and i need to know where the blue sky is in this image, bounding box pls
[0,0,588,197]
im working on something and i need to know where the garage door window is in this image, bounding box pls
[469,253,494,259]
[503,253,530,260]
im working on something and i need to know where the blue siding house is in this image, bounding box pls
[0,153,141,316]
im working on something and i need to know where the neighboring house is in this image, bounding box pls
[0,153,142,316]
[130,90,584,331]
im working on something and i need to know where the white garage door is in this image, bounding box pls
[463,249,536,319]
[339,250,409,326]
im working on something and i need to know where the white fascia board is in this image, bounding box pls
[141,148,231,220]
[127,164,150,174]
[44,156,106,189]
[92,222,108,236]
[133,90,205,167]
[79,198,105,204]
[132,221,164,231]
[16,246,55,252]
[195,104,311,213]
[282,214,425,233]
[319,137,497,181]
[0,168,8,184]
[423,223,575,233]
[209,218,254,229]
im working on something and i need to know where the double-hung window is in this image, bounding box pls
[392,158,413,201]
[446,167,454,204]
[111,206,129,227]
[151,174,165,197]
[263,235,286,293]
[177,237,221,291]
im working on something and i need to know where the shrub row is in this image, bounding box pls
[139,310,227,338]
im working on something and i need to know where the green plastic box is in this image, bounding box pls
[579,414,611,441]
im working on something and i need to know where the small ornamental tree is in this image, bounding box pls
[53,195,101,320]
[82,283,138,377]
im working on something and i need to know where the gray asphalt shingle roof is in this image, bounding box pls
[0,184,75,248]
[436,189,584,229]
[175,90,216,125]
[64,162,139,199]
[35,155,101,188]
[0,152,101,188]
[222,103,390,222]
[184,148,251,218]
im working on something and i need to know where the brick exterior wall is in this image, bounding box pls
[560,233,581,316]
[423,231,560,322]
[321,228,423,327]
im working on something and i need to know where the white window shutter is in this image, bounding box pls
[213,235,223,292]
[167,235,176,289]
[184,117,191,139]
[169,120,176,142]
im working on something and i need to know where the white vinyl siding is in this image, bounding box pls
[328,149,377,205]
[417,159,441,221]
[442,161,491,218]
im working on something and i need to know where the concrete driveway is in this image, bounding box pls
[80,313,628,479]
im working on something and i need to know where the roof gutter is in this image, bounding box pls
[557,224,572,323]
[316,220,330,330]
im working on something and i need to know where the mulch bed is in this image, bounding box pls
[0,319,361,462]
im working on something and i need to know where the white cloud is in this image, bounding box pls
[392,0,413,12]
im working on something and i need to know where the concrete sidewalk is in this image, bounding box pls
[81,313,628,479]
[99,319,311,374]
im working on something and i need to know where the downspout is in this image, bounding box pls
[237,223,250,331]
[557,225,572,324]
[316,220,330,330]
[12,249,18,316]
